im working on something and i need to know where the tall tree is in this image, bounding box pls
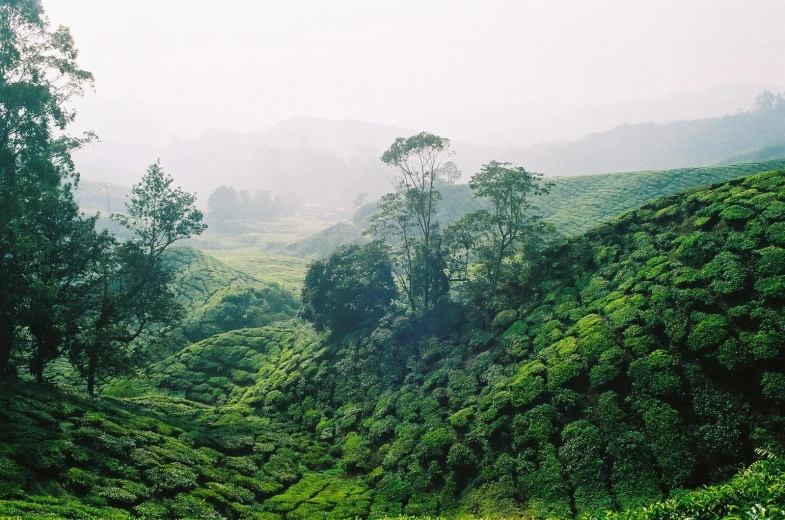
[207,185,240,223]
[437,161,462,186]
[468,161,552,291]
[23,185,100,381]
[0,0,94,373]
[69,162,206,396]
[371,132,452,310]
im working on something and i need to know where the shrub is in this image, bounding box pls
[686,314,728,351]
[755,275,785,298]
[761,372,785,402]
[757,247,785,276]
[720,204,755,221]
[492,309,518,331]
[146,463,197,492]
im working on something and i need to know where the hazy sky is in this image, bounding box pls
[46,0,785,141]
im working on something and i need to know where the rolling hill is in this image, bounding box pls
[4,168,785,518]
[164,248,300,346]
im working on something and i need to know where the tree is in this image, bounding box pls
[353,191,369,211]
[442,211,489,284]
[0,0,94,374]
[468,161,551,291]
[251,189,275,218]
[752,90,784,113]
[369,132,452,310]
[22,185,100,382]
[273,191,305,217]
[207,185,240,223]
[300,242,397,334]
[437,161,462,186]
[69,162,206,396]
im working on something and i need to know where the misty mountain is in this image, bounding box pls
[73,127,396,210]
[400,81,779,145]
[73,88,785,211]
[482,102,785,176]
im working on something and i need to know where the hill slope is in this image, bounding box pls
[165,247,300,345]
[128,168,785,517]
[5,169,785,519]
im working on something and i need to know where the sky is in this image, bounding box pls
[46,0,785,143]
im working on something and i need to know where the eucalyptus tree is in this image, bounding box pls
[369,132,452,310]
[468,161,552,291]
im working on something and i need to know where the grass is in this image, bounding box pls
[188,215,335,253]
[214,253,309,291]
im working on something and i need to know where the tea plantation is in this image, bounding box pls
[4,169,785,518]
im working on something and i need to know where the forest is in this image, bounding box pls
[2,1,785,519]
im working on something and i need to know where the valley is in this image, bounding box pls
[2,1,785,518]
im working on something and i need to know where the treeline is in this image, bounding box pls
[207,185,305,223]
[0,1,204,395]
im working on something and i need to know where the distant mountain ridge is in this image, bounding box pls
[400,81,782,145]
[72,90,785,211]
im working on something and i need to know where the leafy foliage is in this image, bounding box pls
[300,242,397,334]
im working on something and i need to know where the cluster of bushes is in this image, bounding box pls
[0,381,346,519]
[581,451,785,520]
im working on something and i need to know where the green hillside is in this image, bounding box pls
[4,169,784,518]
[290,158,785,259]
[165,247,300,345]
[161,168,785,517]
[7,1,785,518]
[538,158,785,234]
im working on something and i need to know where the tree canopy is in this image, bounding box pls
[300,242,397,334]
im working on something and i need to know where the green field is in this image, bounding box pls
[213,253,309,291]
[188,215,334,254]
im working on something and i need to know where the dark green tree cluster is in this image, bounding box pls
[300,242,397,334]
[0,1,205,395]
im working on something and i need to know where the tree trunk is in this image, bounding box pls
[0,319,14,376]
[31,351,44,383]
[87,353,96,397]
